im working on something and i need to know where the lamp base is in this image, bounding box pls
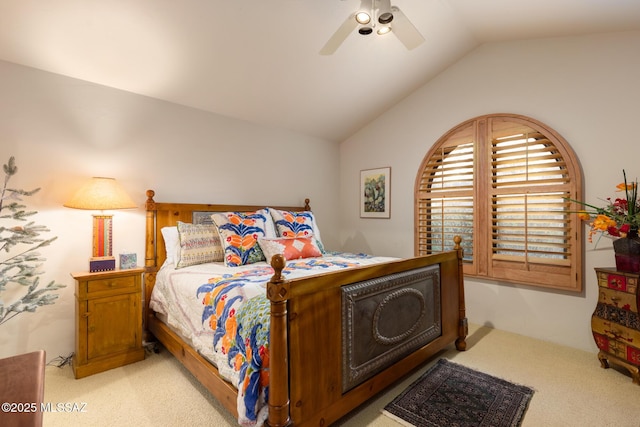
[89,256,116,272]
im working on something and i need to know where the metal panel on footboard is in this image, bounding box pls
[341,264,442,392]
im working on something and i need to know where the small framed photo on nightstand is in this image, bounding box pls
[119,253,137,270]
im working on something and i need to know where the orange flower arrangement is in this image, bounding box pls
[570,170,640,243]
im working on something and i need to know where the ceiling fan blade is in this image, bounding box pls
[320,14,358,55]
[391,6,424,50]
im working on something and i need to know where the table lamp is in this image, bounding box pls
[64,177,136,272]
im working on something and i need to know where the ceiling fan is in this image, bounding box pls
[320,0,424,55]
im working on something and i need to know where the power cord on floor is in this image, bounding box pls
[143,340,160,354]
[47,352,74,368]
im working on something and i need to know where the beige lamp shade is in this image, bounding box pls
[64,177,136,210]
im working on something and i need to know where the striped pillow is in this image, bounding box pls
[175,221,224,269]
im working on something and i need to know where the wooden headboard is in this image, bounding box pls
[143,189,310,313]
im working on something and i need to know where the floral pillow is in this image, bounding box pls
[175,222,224,269]
[269,209,325,252]
[211,209,275,267]
[258,237,323,263]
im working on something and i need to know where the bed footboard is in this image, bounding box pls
[266,238,466,427]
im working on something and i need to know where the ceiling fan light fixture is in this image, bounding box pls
[378,12,393,24]
[355,11,371,24]
[320,0,424,55]
[376,0,393,24]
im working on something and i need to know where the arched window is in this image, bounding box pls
[415,114,583,291]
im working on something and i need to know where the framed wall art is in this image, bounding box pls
[360,167,391,218]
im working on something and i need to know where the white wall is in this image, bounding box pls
[0,60,340,360]
[340,30,640,352]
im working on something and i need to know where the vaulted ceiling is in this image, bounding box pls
[1,0,639,141]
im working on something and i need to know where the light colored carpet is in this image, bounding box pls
[44,324,640,426]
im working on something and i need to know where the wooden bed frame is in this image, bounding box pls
[144,190,468,427]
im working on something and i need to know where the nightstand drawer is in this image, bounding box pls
[87,275,136,293]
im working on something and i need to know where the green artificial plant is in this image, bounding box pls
[0,156,65,325]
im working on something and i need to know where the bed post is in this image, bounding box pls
[453,235,468,351]
[144,189,157,334]
[266,254,292,427]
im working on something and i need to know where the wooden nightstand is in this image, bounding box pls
[72,268,145,378]
[592,268,640,384]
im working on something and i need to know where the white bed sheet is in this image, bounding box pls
[150,254,398,382]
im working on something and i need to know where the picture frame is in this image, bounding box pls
[119,253,137,270]
[360,167,391,218]
[193,211,214,225]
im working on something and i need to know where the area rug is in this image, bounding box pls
[383,359,534,427]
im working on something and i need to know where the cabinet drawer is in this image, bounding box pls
[87,275,136,294]
[597,271,637,294]
[598,287,638,312]
[593,331,640,366]
[592,316,640,345]
[593,302,640,330]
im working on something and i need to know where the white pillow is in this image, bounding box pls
[263,207,278,238]
[161,226,179,265]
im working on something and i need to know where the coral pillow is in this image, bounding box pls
[269,209,324,252]
[259,237,323,263]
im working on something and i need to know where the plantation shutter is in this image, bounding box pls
[489,117,578,288]
[415,122,475,265]
[415,114,583,291]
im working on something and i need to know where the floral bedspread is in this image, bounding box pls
[196,267,274,425]
[150,252,397,426]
